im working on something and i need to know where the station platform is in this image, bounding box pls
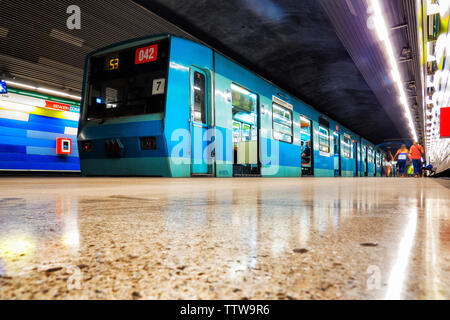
[0,177,449,299]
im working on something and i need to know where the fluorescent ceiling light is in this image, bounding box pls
[5,80,81,101]
[49,29,84,47]
[0,26,8,38]
[36,87,81,100]
[5,80,35,90]
[369,0,418,142]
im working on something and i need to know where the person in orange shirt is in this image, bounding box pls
[409,141,424,178]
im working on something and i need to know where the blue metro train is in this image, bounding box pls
[77,34,385,177]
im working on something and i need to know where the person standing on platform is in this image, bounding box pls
[394,144,409,177]
[409,141,424,178]
[384,155,392,177]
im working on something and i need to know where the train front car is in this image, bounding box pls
[78,35,174,176]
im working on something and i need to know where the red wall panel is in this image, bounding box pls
[441,107,450,138]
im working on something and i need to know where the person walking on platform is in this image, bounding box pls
[384,155,392,177]
[409,141,424,178]
[394,144,409,177]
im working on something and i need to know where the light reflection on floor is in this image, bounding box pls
[0,177,449,299]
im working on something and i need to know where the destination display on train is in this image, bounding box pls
[103,43,159,71]
[135,44,158,65]
[108,57,119,71]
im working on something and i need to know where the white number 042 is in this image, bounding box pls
[139,48,154,61]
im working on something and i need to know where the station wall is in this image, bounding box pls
[0,88,80,172]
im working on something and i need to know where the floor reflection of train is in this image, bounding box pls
[77,34,386,177]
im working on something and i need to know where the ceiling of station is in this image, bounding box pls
[0,0,420,144]
[135,0,415,144]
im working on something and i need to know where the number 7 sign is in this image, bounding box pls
[152,78,165,95]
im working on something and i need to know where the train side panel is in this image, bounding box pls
[214,53,301,177]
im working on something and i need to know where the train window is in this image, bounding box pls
[193,71,206,123]
[333,133,339,155]
[241,123,251,141]
[251,125,257,141]
[342,135,353,158]
[231,84,256,113]
[318,126,330,153]
[368,149,374,163]
[233,121,241,143]
[272,102,293,143]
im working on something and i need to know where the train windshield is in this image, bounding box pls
[85,38,170,120]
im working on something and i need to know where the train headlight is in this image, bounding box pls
[140,137,157,150]
[81,141,93,152]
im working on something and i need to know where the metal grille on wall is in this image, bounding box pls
[0,0,201,93]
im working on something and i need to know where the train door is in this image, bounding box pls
[190,67,212,175]
[375,152,379,176]
[376,152,380,176]
[362,145,367,176]
[230,83,260,176]
[300,116,313,176]
[333,132,341,176]
[354,141,359,177]
[365,147,369,176]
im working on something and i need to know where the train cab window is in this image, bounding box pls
[193,71,206,123]
[318,126,330,153]
[86,38,170,120]
[272,99,293,143]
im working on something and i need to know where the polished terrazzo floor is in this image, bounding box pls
[0,177,449,300]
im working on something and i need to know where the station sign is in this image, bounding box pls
[45,100,71,112]
[0,80,7,94]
